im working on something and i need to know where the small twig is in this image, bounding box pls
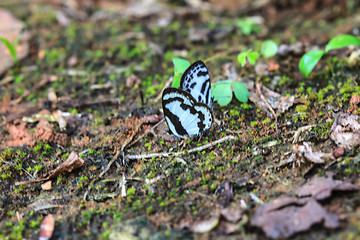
[256,83,278,133]
[99,150,121,177]
[12,75,57,105]
[126,118,165,149]
[127,135,236,160]
[250,192,264,205]
[292,125,316,143]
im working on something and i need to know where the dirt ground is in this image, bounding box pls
[0,0,359,239]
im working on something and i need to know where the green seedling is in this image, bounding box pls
[299,34,360,78]
[212,79,249,106]
[172,58,250,106]
[0,36,19,63]
[236,18,261,35]
[261,40,278,58]
[238,49,259,67]
[172,57,190,87]
[238,40,278,67]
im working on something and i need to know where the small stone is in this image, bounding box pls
[334,147,345,158]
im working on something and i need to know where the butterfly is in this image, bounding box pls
[162,61,213,137]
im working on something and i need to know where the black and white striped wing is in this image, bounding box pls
[162,88,213,137]
[180,61,212,106]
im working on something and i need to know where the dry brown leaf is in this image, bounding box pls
[220,204,243,223]
[249,85,295,118]
[251,172,358,239]
[330,112,360,149]
[16,152,84,185]
[39,214,55,240]
[41,180,52,191]
[251,197,339,239]
[296,172,359,200]
[0,9,30,75]
[190,215,220,233]
[292,142,335,164]
[141,114,161,124]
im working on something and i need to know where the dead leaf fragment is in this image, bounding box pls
[296,172,359,200]
[39,214,55,240]
[251,197,339,239]
[0,9,30,75]
[292,142,335,164]
[220,205,243,223]
[330,112,360,149]
[41,180,52,191]
[249,85,295,118]
[190,215,220,233]
[16,152,84,185]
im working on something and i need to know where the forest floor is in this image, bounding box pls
[0,0,359,239]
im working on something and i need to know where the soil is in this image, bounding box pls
[0,0,359,239]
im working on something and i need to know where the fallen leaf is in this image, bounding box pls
[216,220,242,234]
[28,197,69,212]
[330,112,360,149]
[249,85,295,118]
[41,180,52,191]
[292,142,335,164]
[190,215,220,233]
[141,114,161,124]
[39,214,55,240]
[16,152,84,185]
[251,197,339,239]
[296,172,359,200]
[220,204,243,223]
[0,9,30,75]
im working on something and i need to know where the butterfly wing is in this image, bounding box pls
[162,88,213,137]
[180,61,212,106]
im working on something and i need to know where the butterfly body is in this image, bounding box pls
[162,61,213,137]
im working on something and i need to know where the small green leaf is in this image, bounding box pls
[211,81,233,106]
[247,51,259,65]
[261,40,277,58]
[0,37,17,62]
[237,52,247,67]
[232,82,249,103]
[172,58,190,88]
[299,49,324,78]
[325,34,360,52]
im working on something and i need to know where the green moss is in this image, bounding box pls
[295,104,308,113]
[127,187,136,196]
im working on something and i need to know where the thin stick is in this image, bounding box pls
[127,118,165,149]
[256,83,278,133]
[127,135,236,160]
[292,125,316,143]
[99,150,121,177]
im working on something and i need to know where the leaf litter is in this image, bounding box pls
[15,151,84,185]
[251,172,358,239]
[0,1,360,239]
